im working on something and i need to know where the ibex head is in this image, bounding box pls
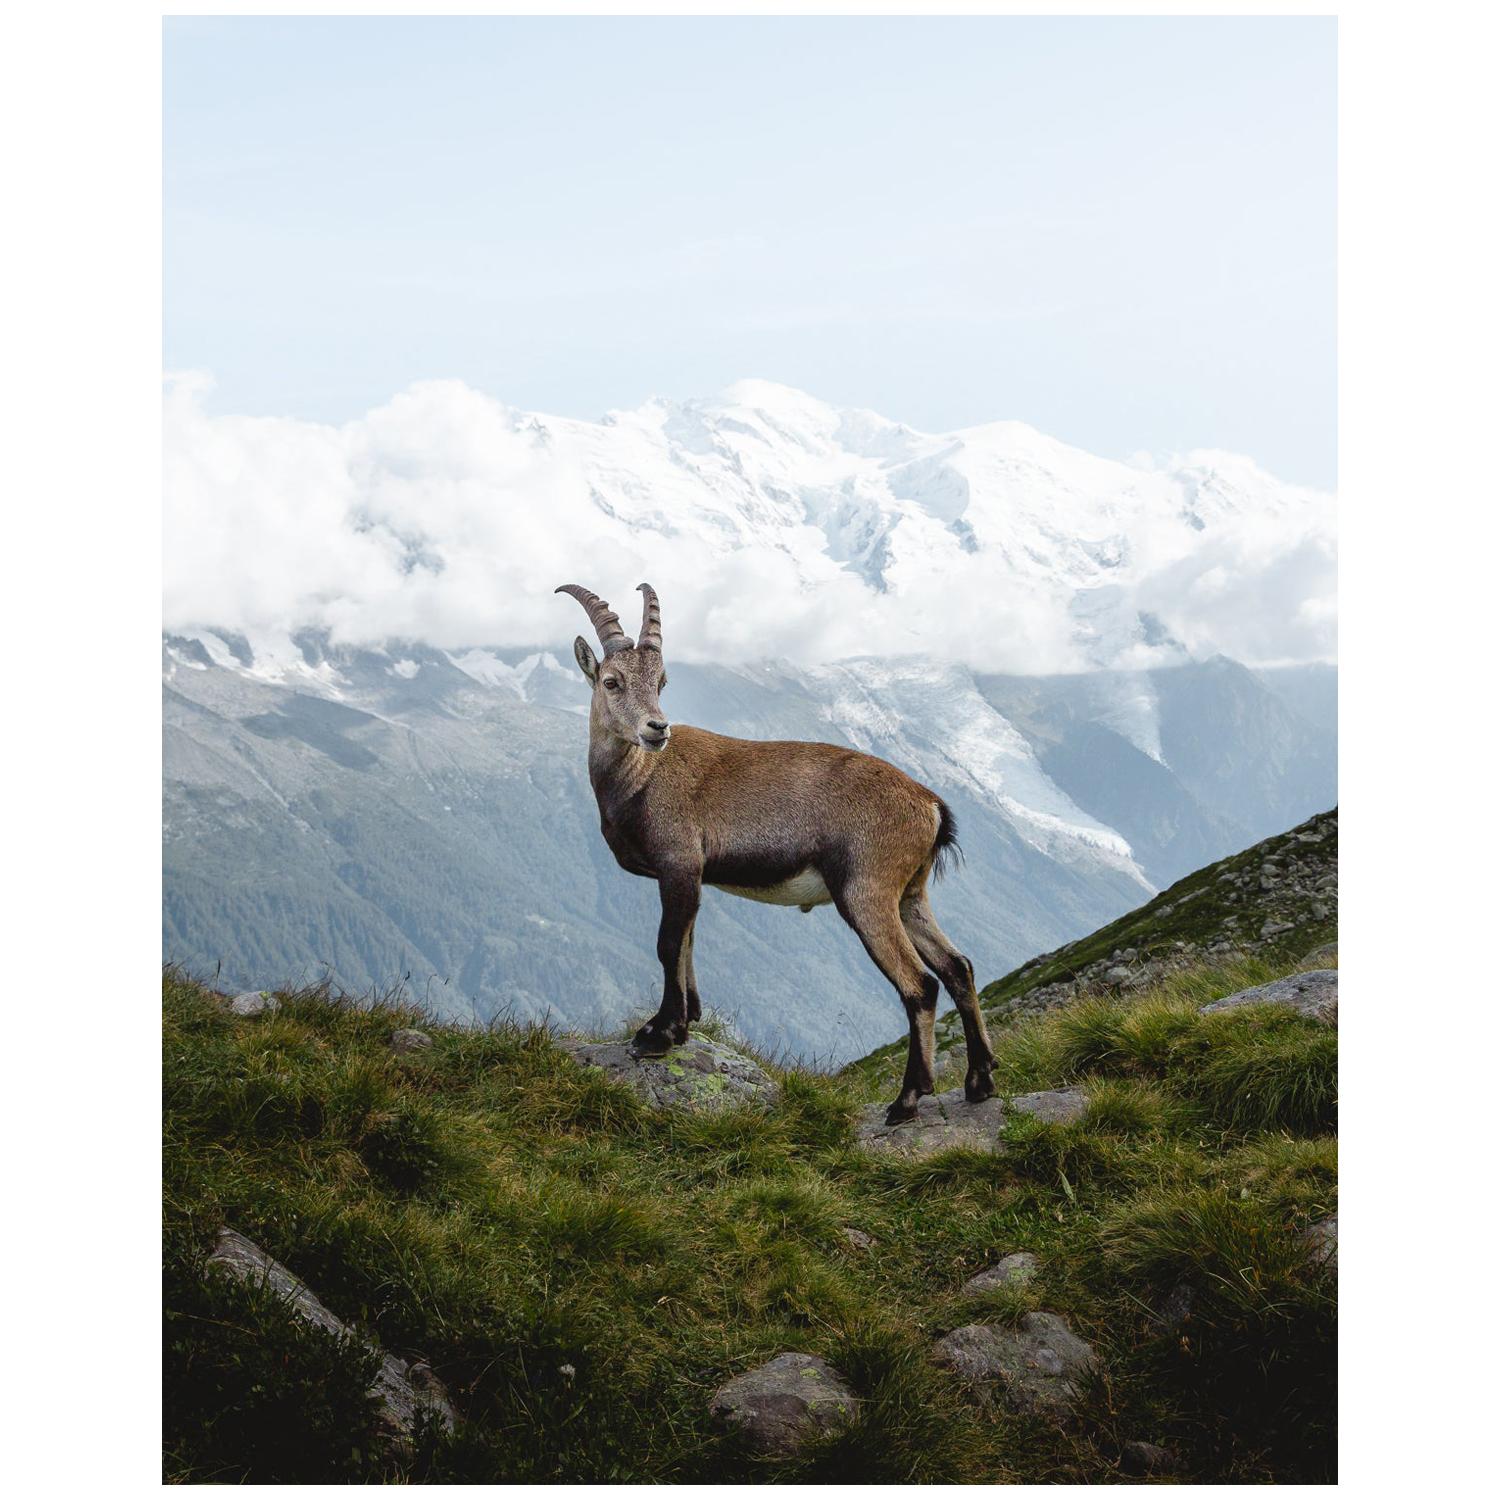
[555,582,670,752]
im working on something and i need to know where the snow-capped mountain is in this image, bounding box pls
[164,376,1336,675]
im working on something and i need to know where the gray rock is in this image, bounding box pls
[1147,1282,1195,1335]
[1302,941,1338,965]
[1259,919,1295,938]
[932,1312,1098,1421]
[1121,1440,1180,1475]
[390,1028,433,1053]
[1010,1087,1089,1126]
[962,1252,1039,1295]
[708,1352,861,1458]
[560,1034,778,1112]
[841,1227,876,1253]
[205,1228,456,1440]
[855,1087,1007,1155]
[227,990,278,1017]
[854,1086,1088,1156]
[1302,1214,1338,1276]
[1200,969,1337,1025]
[1103,965,1131,984]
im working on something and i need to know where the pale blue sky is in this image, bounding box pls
[164,16,1336,486]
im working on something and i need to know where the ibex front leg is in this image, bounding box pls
[632,865,701,1056]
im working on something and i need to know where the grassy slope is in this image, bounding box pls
[976,810,1337,1006]
[164,947,1336,1484]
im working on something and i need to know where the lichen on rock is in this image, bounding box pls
[853,1086,1087,1157]
[558,1034,779,1112]
[1200,969,1337,1025]
[708,1352,861,1457]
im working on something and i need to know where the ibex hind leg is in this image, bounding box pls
[684,921,702,1023]
[837,885,939,1125]
[902,892,996,1103]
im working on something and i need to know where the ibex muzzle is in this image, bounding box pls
[556,581,996,1126]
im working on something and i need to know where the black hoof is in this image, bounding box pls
[965,1074,996,1104]
[884,1100,920,1126]
[630,1025,674,1058]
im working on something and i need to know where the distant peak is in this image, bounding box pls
[716,378,832,415]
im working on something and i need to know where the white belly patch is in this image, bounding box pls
[709,867,833,911]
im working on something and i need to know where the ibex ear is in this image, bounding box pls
[572,635,599,685]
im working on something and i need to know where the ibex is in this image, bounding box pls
[556,581,996,1125]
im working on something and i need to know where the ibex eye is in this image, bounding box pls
[603,679,620,691]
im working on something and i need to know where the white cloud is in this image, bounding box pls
[163,374,1336,673]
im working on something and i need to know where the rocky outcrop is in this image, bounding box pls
[1147,1282,1196,1336]
[708,1352,861,1458]
[855,1089,1006,1155]
[205,1228,456,1441]
[227,990,278,1017]
[1200,969,1337,1025]
[560,1035,779,1112]
[1121,1440,1181,1475]
[952,810,1338,1034]
[390,1028,433,1053]
[854,1086,1087,1156]
[1302,1214,1338,1275]
[962,1252,1039,1295]
[1009,1087,1089,1124]
[932,1312,1098,1421]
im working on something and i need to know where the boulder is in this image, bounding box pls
[708,1352,861,1458]
[854,1088,1004,1155]
[1302,1214,1338,1276]
[1010,1087,1089,1126]
[1302,941,1338,966]
[932,1312,1098,1421]
[560,1035,778,1112]
[1148,1281,1196,1337]
[227,990,278,1017]
[962,1251,1039,1295]
[854,1086,1087,1157]
[1200,969,1337,1025]
[205,1227,456,1440]
[1121,1440,1180,1476]
[390,1028,433,1053]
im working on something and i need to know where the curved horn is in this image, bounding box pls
[554,584,633,656]
[636,582,662,653]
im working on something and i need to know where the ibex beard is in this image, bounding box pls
[556,581,997,1125]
